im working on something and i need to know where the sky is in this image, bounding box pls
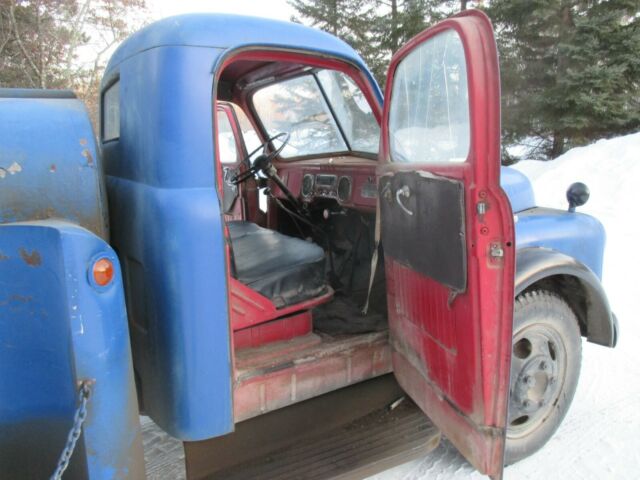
[148,0,296,22]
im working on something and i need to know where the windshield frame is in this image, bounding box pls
[248,69,380,162]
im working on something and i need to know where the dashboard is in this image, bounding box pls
[272,156,378,211]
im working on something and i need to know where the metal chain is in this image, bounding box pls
[50,381,92,480]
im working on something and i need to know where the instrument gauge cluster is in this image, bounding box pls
[294,168,374,209]
[300,173,353,203]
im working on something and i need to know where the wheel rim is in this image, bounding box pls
[507,322,567,439]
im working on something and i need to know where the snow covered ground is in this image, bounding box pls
[372,132,640,479]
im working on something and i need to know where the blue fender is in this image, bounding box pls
[0,221,144,479]
[515,247,617,348]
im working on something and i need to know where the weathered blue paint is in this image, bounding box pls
[105,14,382,104]
[498,167,604,278]
[102,45,235,440]
[101,16,381,441]
[0,221,144,479]
[500,166,536,213]
[0,92,107,238]
[514,207,606,279]
[99,13,385,442]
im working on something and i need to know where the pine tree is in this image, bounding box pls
[290,0,463,86]
[488,0,640,159]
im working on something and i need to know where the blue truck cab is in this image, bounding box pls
[0,10,616,480]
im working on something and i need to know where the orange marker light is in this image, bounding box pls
[92,258,114,287]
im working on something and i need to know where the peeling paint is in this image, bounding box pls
[19,248,42,267]
[0,162,23,179]
[79,138,88,146]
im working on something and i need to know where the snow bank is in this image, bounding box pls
[372,132,640,479]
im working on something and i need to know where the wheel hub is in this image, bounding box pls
[512,354,557,412]
[508,324,566,437]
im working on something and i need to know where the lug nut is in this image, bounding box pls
[540,361,548,371]
[522,400,531,408]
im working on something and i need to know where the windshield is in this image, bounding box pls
[252,70,379,159]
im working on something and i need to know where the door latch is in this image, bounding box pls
[490,242,504,258]
[396,185,413,216]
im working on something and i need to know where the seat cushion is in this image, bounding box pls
[228,221,327,307]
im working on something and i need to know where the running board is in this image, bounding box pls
[184,375,440,480]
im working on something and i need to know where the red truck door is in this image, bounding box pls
[379,11,515,477]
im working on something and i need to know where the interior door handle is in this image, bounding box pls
[396,185,413,216]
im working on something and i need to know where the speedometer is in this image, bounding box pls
[302,174,314,198]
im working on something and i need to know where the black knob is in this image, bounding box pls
[566,182,590,212]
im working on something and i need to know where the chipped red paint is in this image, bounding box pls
[233,332,392,422]
[378,10,515,477]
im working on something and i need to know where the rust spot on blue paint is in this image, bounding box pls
[80,138,88,146]
[50,164,57,172]
[81,148,94,166]
[19,248,41,266]
[10,294,32,303]
[0,252,8,261]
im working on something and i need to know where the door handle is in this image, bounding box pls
[396,185,413,216]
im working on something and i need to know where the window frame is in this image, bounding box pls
[101,79,121,143]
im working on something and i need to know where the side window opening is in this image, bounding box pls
[217,110,239,164]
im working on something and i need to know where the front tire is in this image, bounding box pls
[505,290,582,465]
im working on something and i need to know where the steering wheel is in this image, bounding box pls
[232,132,290,185]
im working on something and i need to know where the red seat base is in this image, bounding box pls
[233,311,312,350]
[229,278,332,349]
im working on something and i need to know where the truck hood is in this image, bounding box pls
[500,166,536,213]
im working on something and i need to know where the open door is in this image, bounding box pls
[379,11,515,477]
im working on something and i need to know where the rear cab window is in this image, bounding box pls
[102,81,120,142]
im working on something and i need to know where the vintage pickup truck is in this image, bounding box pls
[0,9,617,480]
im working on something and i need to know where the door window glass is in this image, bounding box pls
[217,110,239,164]
[316,70,379,153]
[389,29,470,164]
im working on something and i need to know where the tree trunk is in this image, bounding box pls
[390,0,398,52]
[461,0,468,10]
[550,134,565,158]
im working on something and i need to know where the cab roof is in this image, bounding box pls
[107,14,369,74]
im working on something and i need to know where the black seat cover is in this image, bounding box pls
[227,221,327,308]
